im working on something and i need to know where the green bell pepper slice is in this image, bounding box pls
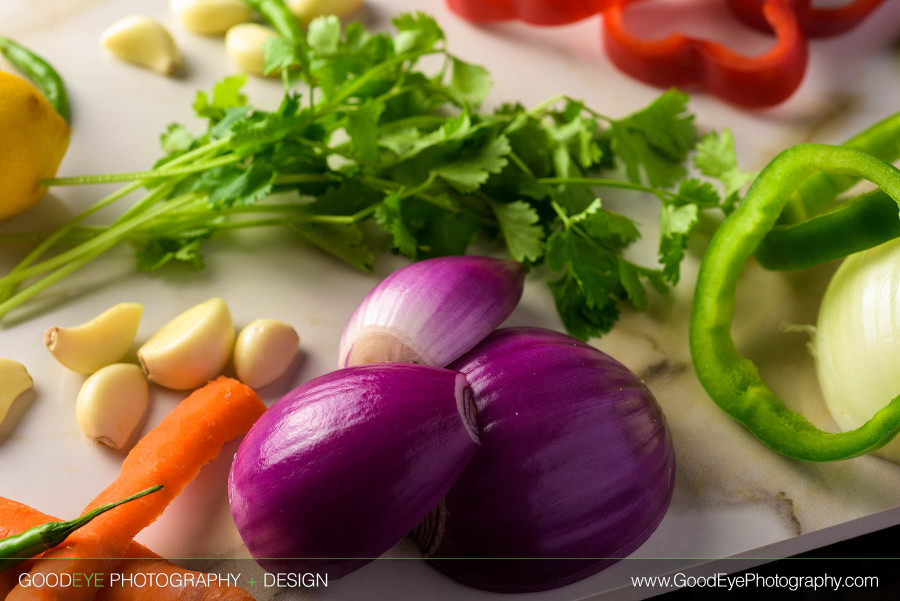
[690,144,900,462]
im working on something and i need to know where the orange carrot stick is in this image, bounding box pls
[8,376,265,601]
[0,497,254,601]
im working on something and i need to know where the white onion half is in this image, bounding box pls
[816,237,900,461]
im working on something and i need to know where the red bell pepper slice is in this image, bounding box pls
[601,0,808,108]
[446,0,607,25]
[727,0,887,38]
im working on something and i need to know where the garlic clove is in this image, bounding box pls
[225,23,279,77]
[339,256,525,368]
[101,15,181,75]
[170,0,253,36]
[286,0,364,23]
[45,302,143,375]
[0,358,33,427]
[234,319,300,389]
[76,363,149,450]
[137,298,235,390]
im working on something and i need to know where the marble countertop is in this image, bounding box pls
[2,1,900,599]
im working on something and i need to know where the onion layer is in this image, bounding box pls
[338,256,524,367]
[816,237,900,461]
[228,364,479,579]
[418,327,675,593]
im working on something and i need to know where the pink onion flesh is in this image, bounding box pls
[338,255,524,367]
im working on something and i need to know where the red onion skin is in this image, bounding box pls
[228,364,479,580]
[339,256,524,367]
[423,327,675,593]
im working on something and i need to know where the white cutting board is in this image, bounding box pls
[2,1,900,600]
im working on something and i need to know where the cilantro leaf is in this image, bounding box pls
[194,163,275,209]
[193,74,248,122]
[432,135,510,192]
[448,58,491,107]
[609,89,696,188]
[308,16,341,55]
[658,203,698,283]
[345,101,385,163]
[491,200,545,262]
[294,222,374,272]
[548,271,620,342]
[392,12,444,54]
[375,193,418,257]
[160,123,194,154]
[674,178,721,208]
[694,129,757,212]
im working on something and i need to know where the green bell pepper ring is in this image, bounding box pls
[690,144,900,462]
[777,111,900,225]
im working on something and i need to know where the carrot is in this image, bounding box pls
[0,497,254,601]
[8,377,265,601]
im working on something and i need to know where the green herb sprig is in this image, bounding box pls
[0,13,753,340]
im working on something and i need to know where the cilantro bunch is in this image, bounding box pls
[0,13,753,339]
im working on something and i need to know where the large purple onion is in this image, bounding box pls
[417,327,675,593]
[338,256,524,367]
[228,364,479,579]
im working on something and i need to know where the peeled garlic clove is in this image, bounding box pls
[225,23,278,77]
[339,256,525,368]
[138,298,235,390]
[101,15,181,75]
[0,359,33,427]
[45,302,143,375]
[234,319,299,389]
[286,0,364,23]
[170,0,252,35]
[76,363,149,450]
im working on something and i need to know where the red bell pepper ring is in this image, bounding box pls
[601,0,808,108]
[446,0,607,26]
[727,0,887,38]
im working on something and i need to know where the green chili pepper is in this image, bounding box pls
[0,485,162,572]
[778,112,900,224]
[241,0,305,41]
[690,144,900,462]
[0,36,70,123]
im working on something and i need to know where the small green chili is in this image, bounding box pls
[690,144,900,462]
[0,36,70,123]
[0,485,162,572]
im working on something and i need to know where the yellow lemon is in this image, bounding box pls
[0,71,70,221]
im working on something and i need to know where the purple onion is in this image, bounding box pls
[228,364,479,580]
[416,327,675,593]
[338,256,524,367]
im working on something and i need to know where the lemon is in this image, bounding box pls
[0,71,70,221]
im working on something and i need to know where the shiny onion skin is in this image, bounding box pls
[338,256,524,368]
[228,364,479,579]
[418,327,675,593]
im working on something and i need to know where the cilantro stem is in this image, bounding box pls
[274,173,339,185]
[0,192,198,288]
[40,155,240,186]
[537,176,679,202]
[0,181,143,303]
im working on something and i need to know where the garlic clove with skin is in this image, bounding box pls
[0,358,33,428]
[76,363,149,450]
[234,319,300,389]
[225,23,279,77]
[45,302,143,374]
[339,256,525,368]
[101,16,181,75]
[137,298,235,390]
[170,0,253,36]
